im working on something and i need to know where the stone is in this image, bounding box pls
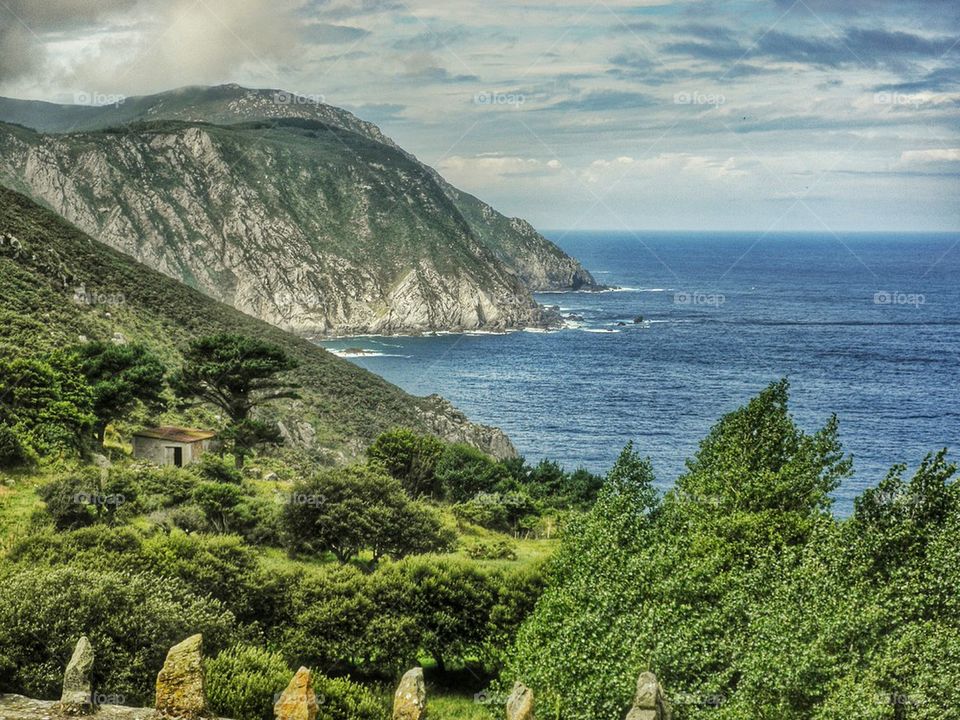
[60,636,94,714]
[274,667,317,720]
[392,667,426,720]
[155,634,206,719]
[624,672,671,720]
[505,682,534,720]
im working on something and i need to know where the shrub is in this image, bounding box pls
[206,644,291,720]
[435,444,507,503]
[314,675,386,720]
[0,424,28,468]
[197,454,243,484]
[0,564,235,704]
[366,428,445,498]
[466,540,517,561]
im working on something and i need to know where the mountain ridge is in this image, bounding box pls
[0,85,597,336]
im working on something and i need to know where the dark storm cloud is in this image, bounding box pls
[756,28,957,70]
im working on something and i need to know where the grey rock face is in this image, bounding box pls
[60,636,94,714]
[0,87,596,337]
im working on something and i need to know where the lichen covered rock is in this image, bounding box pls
[392,667,426,720]
[60,636,94,714]
[274,667,317,720]
[506,681,534,720]
[155,634,206,719]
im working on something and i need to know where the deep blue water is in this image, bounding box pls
[320,232,960,514]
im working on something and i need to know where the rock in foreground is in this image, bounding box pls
[155,634,206,719]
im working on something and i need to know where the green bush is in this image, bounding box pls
[466,540,517,561]
[0,424,28,468]
[0,564,235,704]
[314,675,387,720]
[435,444,507,503]
[206,644,291,720]
[366,428,445,498]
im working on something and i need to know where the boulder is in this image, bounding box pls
[274,667,317,720]
[392,667,426,720]
[60,636,94,714]
[155,634,206,719]
[624,672,671,720]
[506,682,534,720]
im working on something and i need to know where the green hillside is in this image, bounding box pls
[0,185,512,462]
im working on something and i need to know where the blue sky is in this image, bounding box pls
[1,0,958,230]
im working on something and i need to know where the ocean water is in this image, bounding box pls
[319,232,960,514]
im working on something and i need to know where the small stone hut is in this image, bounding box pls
[132,427,216,467]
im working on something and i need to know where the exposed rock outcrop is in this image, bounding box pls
[60,636,94,715]
[155,634,206,719]
[624,672,671,720]
[0,86,596,337]
[506,682,534,720]
[419,394,518,460]
[274,667,317,720]
[392,668,426,720]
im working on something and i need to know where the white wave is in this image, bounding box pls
[327,349,410,358]
[581,327,621,334]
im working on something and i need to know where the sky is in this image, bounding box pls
[0,0,958,231]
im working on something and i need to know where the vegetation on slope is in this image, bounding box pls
[0,185,509,462]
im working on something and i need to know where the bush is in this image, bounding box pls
[466,540,517,561]
[0,424,28,468]
[197,454,243,484]
[366,428,445,499]
[314,675,387,720]
[206,644,291,720]
[435,444,507,503]
[0,564,235,704]
[283,464,454,563]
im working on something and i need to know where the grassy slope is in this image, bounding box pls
[0,184,485,462]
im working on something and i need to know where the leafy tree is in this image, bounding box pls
[366,428,445,498]
[435,443,507,502]
[0,354,94,462]
[283,464,454,564]
[72,342,165,443]
[192,481,253,534]
[172,334,298,466]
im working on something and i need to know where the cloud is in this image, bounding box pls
[548,89,657,112]
[301,23,371,44]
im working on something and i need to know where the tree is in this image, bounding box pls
[173,334,298,466]
[282,464,454,564]
[435,443,508,502]
[0,354,94,463]
[366,428,445,498]
[72,342,166,443]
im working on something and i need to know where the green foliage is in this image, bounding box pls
[466,540,517,561]
[173,333,298,466]
[197,454,243,484]
[38,467,136,529]
[193,481,253,534]
[313,675,386,720]
[283,464,454,564]
[507,381,959,720]
[72,341,165,442]
[436,444,508,503]
[367,428,445,498]
[0,564,235,704]
[0,353,95,463]
[205,644,291,720]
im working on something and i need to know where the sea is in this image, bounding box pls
[319,231,960,515]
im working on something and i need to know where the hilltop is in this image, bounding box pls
[0,85,596,336]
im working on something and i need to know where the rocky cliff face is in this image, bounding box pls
[0,86,596,336]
